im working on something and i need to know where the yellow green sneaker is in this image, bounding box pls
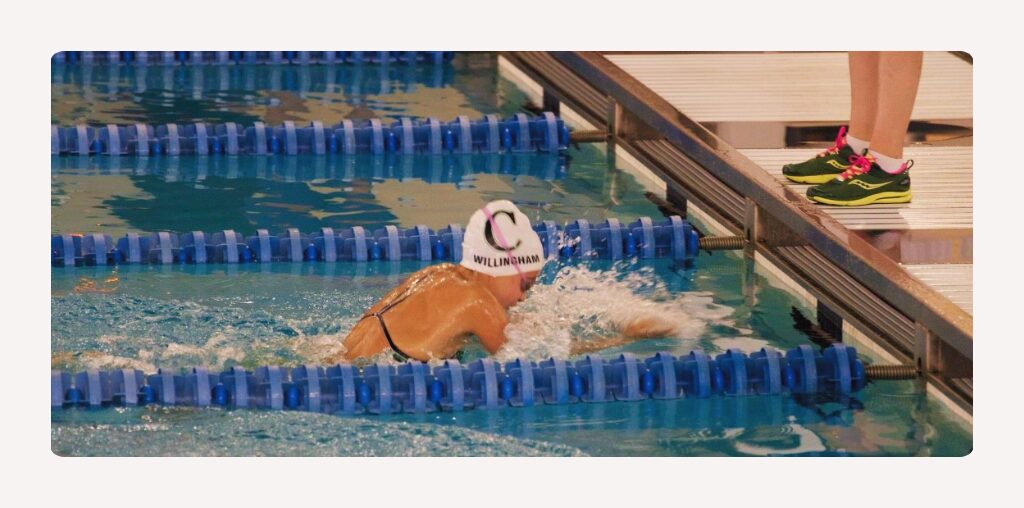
[782,127,860,184]
[806,153,913,206]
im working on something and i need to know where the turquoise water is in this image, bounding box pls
[52,53,498,125]
[51,53,972,456]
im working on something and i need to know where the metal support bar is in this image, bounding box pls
[865,364,917,380]
[614,102,661,142]
[605,96,617,138]
[697,236,744,251]
[915,323,935,373]
[743,198,757,260]
[666,185,688,217]
[817,301,843,342]
[916,322,972,379]
[569,130,608,143]
[542,88,561,115]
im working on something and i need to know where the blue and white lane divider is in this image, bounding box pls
[51,215,702,269]
[52,113,569,156]
[52,51,455,66]
[51,345,868,413]
[51,151,570,183]
[52,63,455,99]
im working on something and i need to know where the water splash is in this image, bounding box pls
[53,262,751,371]
[51,292,361,372]
[497,263,737,361]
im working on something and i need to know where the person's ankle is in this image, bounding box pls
[846,133,870,155]
[868,149,908,174]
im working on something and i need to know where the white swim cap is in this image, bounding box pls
[460,200,546,277]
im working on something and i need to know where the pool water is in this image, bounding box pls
[52,53,498,125]
[51,53,972,456]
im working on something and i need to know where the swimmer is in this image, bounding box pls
[338,200,675,362]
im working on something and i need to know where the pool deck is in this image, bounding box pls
[742,146,973,316]
[502,51,973,413]
[604,52,973,317]
[605,52,972,124]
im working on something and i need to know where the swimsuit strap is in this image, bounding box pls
[359,270,437,361]
[375,313,412,361]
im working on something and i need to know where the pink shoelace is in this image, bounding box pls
[816,126,848,158]
[838,152,876,181]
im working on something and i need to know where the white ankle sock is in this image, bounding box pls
[869,150,907,174]
[846,134,870,155]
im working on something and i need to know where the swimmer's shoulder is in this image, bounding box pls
[383,264,472,301]
[414,263,475,286]
[411,264,497,300]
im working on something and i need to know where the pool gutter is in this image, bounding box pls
[501,51,972,416]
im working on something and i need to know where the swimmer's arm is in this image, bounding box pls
[613,314,677,339]
[569,335,643,355]
[570,315,677,355]
[467,292,510,354]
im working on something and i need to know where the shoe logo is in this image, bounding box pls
[825,160,850,170]
[848,179,891,190]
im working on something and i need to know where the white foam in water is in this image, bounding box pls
[497,263,738,361]
[54,265,745,371]
[77,350,157,373]
[281,317,355,365]
[710,335,773,354]
[58,320,356,373]
[163,330,247,367]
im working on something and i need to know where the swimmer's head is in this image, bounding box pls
[461,200,546,306]
[461,200,546,277]
[484,268,540,307]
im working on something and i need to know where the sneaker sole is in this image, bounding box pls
[810,191,912,206]
[783,173,839,184]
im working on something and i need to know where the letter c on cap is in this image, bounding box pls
[484,209,522,252]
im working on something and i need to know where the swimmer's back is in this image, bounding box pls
[362,263,471,315]
[342,263,500,361]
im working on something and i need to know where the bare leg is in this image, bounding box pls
[869,51,924,158]
[848,51,880,141]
